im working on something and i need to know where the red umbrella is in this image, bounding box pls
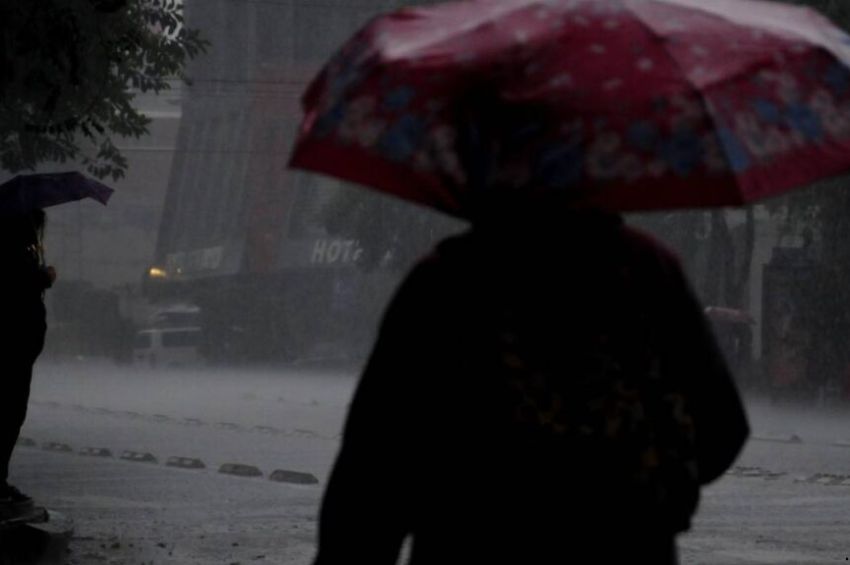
[290,0,850,216]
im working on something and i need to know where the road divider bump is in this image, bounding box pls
[42,442,73,453]
[215,422,241,431]
[166,456,206,470]
[727,466,766,477]
[253,426,280,434]
[726,466,787,481]
[219,463,262,478]
[269,469,319,485]
[16,437,36,448]
[816,474,849,485]
[120,451,158,464]
[794,473,850,485]
[182,418,206,426]
[833,439,850,448]
[79,447,113,458]
[752,434,802,444]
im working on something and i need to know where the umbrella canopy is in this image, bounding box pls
[0,172,114,216]
[290,0,850,216]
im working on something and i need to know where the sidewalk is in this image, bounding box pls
[0,509,72,565]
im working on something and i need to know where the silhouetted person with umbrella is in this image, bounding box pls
[0,172,110,520]
[311,97,749,564]
[286,0,850,559]
[0,210,56,519]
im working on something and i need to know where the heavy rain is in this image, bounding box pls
[2,0,850,563]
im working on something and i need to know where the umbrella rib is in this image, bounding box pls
[380,1,553,62]
[649,0,826,48]
[627,4,746,206]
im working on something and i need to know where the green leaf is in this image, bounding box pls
[1,0,207,178]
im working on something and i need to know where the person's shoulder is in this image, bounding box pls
[393,232,475,298]
[620,225,682,268]
[379,235,472,329]
[413,231,475,272]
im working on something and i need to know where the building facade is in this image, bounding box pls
[150,0,448,362]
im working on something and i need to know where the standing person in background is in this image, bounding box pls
[0,210,56,519]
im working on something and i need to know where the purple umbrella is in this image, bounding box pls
[0,172,114,216]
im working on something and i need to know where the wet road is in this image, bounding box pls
[10,362,850,564]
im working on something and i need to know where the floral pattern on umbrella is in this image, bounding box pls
[292,0,850,215]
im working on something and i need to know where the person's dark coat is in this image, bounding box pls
[315,211,749,565]
[0,213,50,484]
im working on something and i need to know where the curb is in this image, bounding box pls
[0,510,73,563]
